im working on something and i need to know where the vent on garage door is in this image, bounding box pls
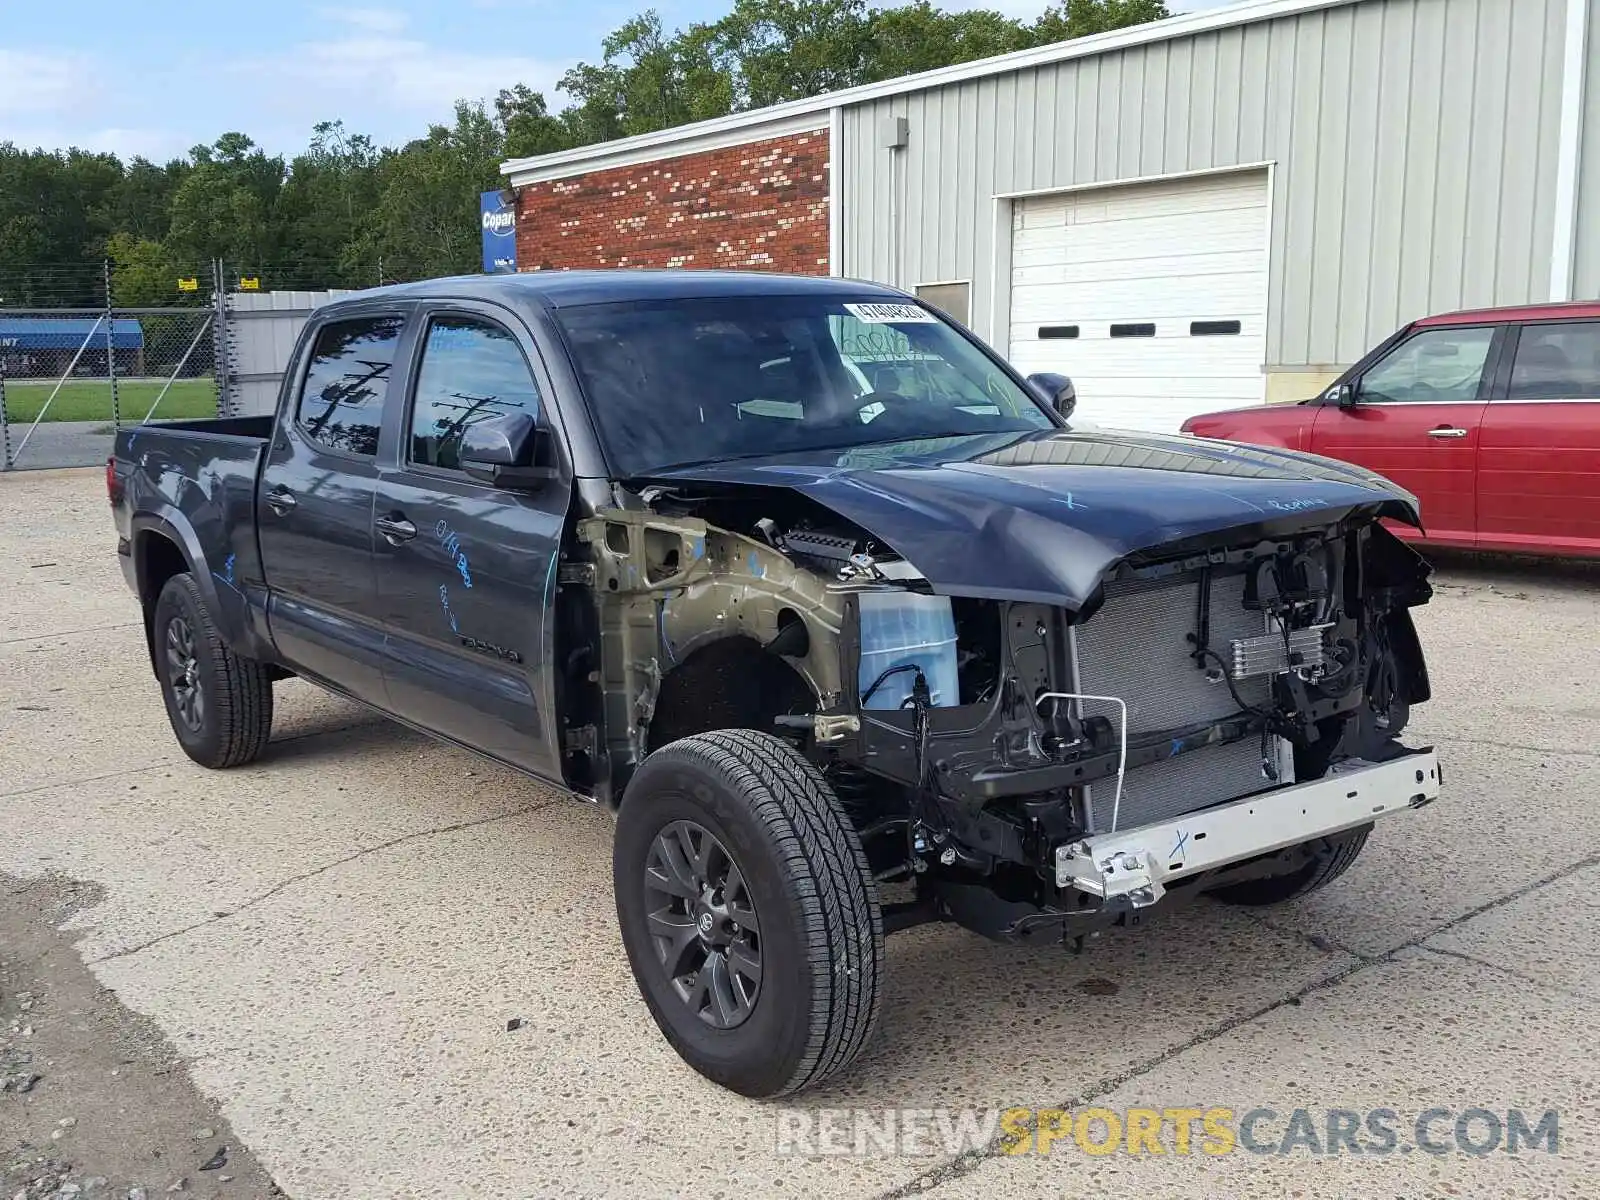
[1007,170,1269,433]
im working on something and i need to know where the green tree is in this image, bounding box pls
[557,12,734,142]
[164,134,285,272]
[359,102,506,280]
[1030,0,1171,43]
[497,86,579,160]
[708,0,874,108]
[109,157,190,243]
[106,231,180,307]
[866,3,1035,82]
[274,121,383,287]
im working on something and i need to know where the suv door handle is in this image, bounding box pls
[374,513,418,544]
[265,486,297,515]
[1427,426,1469,439]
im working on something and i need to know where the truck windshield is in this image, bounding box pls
[554,296,1055,477]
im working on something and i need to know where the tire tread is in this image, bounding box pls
[624,729,883,1096]
[156,573,274,769]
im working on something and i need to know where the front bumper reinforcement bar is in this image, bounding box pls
[1055,750,1441,907]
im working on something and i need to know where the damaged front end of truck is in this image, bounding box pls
[556,429,1439,946]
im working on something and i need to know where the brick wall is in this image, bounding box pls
[514,129,830,275]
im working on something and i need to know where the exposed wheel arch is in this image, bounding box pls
[647,637,816,753]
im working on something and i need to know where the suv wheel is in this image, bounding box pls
[152,572,274,768]
[613,729,883,1097]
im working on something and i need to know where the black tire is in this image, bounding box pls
[152,572,274,769]
[613,729,883,1098]
[1208,824,1372,906]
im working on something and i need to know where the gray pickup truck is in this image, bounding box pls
[109,271,1440,1097]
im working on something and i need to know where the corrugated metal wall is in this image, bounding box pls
[839,0,1572,372]
[224,290,350,417]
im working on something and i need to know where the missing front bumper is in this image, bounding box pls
[1054,750,1440,907]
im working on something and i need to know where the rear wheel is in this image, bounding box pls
[1208,824,1372,906]
[613,730,883,1097]
[152,573,274,768]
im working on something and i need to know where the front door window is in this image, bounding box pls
[1356,326,1494,405]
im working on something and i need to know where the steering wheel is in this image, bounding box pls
[850,389,918,423]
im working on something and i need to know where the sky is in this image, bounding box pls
[0,0,1239,163]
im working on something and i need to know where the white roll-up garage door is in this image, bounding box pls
[1008,170,1269,433]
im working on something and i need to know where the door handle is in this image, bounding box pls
[374,513,418,544]
[265,486,298,515]
[1427,427,1469,439]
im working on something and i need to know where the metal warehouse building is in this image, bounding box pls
[501,0,1598,431]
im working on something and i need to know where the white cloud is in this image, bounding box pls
[317,6,413,35]
[252,32,569,135]
[0,49,99,119]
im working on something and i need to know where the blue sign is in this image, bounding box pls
[480,190,517,274]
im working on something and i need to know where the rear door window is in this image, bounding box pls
[297,315,406,456]
[1506,321,1600,400]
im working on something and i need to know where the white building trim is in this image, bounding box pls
[1550,0,1590,301]
[501,0,1359,186]
[505,112,830,186]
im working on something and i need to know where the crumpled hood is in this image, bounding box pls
[645,428,1420,609]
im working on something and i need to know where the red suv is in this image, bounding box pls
[1182,302,1600,557]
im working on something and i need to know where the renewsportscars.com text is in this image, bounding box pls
[774,1106,1560,1158]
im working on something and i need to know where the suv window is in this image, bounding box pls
[297,315,405,456]
[1357,326,1494,405]
[409,315,542,471]
[1507,321,1600,400]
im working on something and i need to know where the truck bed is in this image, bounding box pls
[113,418,274,661]
[131,415,275,440]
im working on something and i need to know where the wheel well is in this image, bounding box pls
[647,637,816,752]
[136,532,190,674]
[137,532,190,608]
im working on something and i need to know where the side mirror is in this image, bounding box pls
[1027,372,1077,420]
[459,411,558,491]
[1333,382,1357,409]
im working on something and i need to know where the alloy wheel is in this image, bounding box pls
[164,615,205,732]
[643,819,762,1029]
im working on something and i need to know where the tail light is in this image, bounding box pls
[105,455,122,505]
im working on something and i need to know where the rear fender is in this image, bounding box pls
[130,511,270,665]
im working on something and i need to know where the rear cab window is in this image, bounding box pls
[296,315,406,456]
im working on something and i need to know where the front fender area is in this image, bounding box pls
[576,509,846,804]
[1180,402,1317,452]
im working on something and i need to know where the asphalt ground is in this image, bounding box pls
[2,465,1596,1199]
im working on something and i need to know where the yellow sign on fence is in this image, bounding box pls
[239,276,260,290]
[176,277,199,292]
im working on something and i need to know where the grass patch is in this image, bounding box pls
[2,379,217,423]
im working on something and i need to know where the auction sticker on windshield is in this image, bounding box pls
[844,302,938,323]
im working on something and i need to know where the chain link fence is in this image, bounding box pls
[0,259,377,470]
[0,261,220,470]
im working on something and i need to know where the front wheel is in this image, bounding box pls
[613,730,883,1097]
[152,572,274,768]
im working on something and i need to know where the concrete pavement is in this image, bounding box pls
[2,466,1596,1199]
